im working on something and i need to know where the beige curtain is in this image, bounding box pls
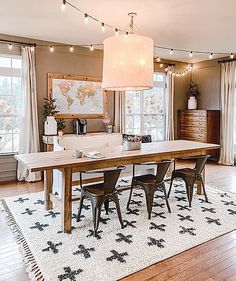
[166,67,175,140]
[218,61,236,166]
[17,46,41,181]
[113,91,125,133]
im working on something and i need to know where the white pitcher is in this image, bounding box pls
[188,96,197,110]
[44,116,57,135]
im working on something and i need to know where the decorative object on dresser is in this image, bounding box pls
[178,110,220,159]
[102,112,112,133]
[48,73,108,118]
[186,81,200,109]
[73,118,87,135]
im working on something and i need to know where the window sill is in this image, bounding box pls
[0,152,18,157]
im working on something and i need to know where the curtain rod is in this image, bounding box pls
[218,58,236,64]
[0,38,36,47]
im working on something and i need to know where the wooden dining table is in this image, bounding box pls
[15,140,220,233]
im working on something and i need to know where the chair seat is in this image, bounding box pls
[133,174,157,185]
[83,183,116,196]
[174,168,196,177]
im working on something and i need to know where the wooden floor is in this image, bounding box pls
[0,161,235,281]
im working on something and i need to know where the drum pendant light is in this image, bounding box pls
[102,13,154,91]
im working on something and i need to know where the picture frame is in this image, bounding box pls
[47,73,108,119]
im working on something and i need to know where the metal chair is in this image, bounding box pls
[167,155,209,207]
[127,161,172,219]
[77,166,125,236]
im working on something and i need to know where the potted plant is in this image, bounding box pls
[186,81,200,109]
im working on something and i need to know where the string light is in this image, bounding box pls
[61,0,66,11]
[101,22,105,32]
[156,57,161,62]
[115,28,119,36]
[50,46,54,52]
[69,45,74,52]
[125,32,129,38]
[209,53,213,59]
[189,51,193,58]
[30,46,34,52]
[8,43,12,50]
[230,53,234,59]
[160,63,163,68]
[170,49,173,55]
[90,44,94,51]
[84,13,88,24]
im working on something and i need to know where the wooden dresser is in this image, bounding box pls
[178,110,220,159]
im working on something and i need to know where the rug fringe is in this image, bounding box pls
[0,199,45,281]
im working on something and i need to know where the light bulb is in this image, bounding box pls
[70,46,74,52]
[230,53,234,59]
[209,53,213,59]
[101,22,105,32]
[50,46,54,52]
[61,0,66,11]
[189,51,193,58]
[170,49,173,55]
[156,57,161,62]
[160,63,163,68]
[173,72,176,76]
[90,45,94,51]
[125,32,129,38]
[8,43,13,50]
[84,14,88,24]
[30,46,34,52]
[115,28,118,36]
[165,67,168,72]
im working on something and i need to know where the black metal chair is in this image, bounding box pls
[167,155,209,207]
[127,161,172,219]
[77,166,125,236]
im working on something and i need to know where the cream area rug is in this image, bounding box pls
[1,179,236,281]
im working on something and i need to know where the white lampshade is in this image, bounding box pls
[102,34,154,91]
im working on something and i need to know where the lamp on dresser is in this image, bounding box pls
[177,110,220,160]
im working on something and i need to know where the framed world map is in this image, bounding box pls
[47,73,107,118]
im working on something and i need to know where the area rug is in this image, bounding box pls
[1,179,236,281]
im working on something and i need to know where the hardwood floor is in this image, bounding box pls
[0,161,235,281]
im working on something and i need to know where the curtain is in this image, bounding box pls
[218,61,236,166]
[165,67,175,140]
[17,46,41,181]
[113,91,125,133]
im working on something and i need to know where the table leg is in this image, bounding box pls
[197,167,205,195]
[62,167,72,233]
[44,170,53,210]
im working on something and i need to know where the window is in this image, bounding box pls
[0,54,22,154]
[125,72,166,141]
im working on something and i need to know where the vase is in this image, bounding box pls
[58,130,64,137]
[188,96,197,110]
[44,116,57,135]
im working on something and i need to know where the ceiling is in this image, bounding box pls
[0,0,236,62]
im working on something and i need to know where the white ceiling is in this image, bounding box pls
[0,0,236,62]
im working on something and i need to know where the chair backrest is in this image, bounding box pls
[141,135,152,143]
[194,155,209,175]
[155,161,172,183]
[103,166,126,194]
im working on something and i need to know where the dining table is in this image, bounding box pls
[15,140,221,233]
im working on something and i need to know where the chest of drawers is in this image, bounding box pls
[178,110,220,159]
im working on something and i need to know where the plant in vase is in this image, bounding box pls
[186,81,200,110]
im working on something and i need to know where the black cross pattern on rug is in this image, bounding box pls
[42,241,62,254]
[221,200,236,207]
[30,222,49,231]
[175,196,187,202]
[147,237,165,248]
[57,226,76,235]
[174,190,186,195]
[149,222,166,232]
[106,250,128,263]
[153,202,165,208]
[73,187,81,192]
[179,226,196,236]
[82,204,91,210]
[228,209,236,215]
[101,207,116,213]
[198,198,212,204]
[126,209,140,216]
[73,244,95,259]
[129,200,142,207]
[13,197,29,203]
[152,212,166,219]
[177,214,194,222]
[201,207,216,213]
[21,208,36,216]
[219,192,231,198]
[115,233,133,244]
[99,217,111,225]
[177,205,191,211]
[44,210,61,218]
[123,220,137,228]
[154,194,165,199]
[120,179,129,183]
[86,229,103,239]
[133,192,143,198]
[206,217,221,226]
[72,213,85,221]
[58,267,83,281]
[34,199,45,205]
